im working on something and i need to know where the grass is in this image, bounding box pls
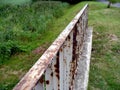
[0,1,120,90]
[88,2,120,90]
[0,1,69,63]
[0,1,70,90]
[0,0,32,5]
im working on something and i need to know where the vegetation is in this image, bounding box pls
[0,1,69,65]
[88,2,120,90]
[0,2,69,89]
[0,0,32,5]
[0,1,120,90]
[107,0,120,8]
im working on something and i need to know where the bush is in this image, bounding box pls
[0,41,22,65]
[0,1,69,64]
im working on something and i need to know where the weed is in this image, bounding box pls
[0,1,69,64]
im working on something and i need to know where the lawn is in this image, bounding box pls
[88,2,120,90]
[0,1,120,90]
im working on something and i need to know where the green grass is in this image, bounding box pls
[88,2,120,90]
[0,1,69,63]
[0,1,120,90]
[0,1,70,90]
[0,0,32,5]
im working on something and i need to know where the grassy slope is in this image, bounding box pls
[88,2,120,90]
[0,2,85,90]
[0,1,120,90]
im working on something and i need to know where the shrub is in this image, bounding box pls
[0,41,21,65]
[0,1,69,64]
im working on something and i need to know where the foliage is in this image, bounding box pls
[0,41,21,64]
[32,0,81,4]
[0,0,32,5]
[107,0,120,8]
[108,0,120,3]
[0,1,69,64]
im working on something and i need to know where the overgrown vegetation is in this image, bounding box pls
[0,0,32,5]
[0,1,70,90]
[0,1,69,65]
[107,0,120,8]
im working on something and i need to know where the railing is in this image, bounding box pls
[13,4,92,90]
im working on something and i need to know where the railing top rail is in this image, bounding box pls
[13,4,88,90]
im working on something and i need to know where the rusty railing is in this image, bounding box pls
[13,4,91,90]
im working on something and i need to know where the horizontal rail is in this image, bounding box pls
[13,4,89,90]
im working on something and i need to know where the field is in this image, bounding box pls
[0,1,120,90]
[88,2,120,90]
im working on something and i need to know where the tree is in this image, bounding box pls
[107,0,120,8]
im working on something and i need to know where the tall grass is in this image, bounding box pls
[0,1,69,65]
[0,1,69,89]
[0,0,32,5]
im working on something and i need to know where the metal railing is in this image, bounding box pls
[13,4,90,90]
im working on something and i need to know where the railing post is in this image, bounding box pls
[52,54,60,90]
[45,64,53,90]
[59,31,73,90]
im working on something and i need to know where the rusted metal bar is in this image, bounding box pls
[74,27,93,90]
[13,4,89,90]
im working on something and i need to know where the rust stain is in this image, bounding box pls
[72,25,78,62]
[39,75,44,83]
[70,24,79,88]
[68,35,71,41]
[54,52,60,89]
[54,52,60,80]
[51,72,53,77]
[46,80,49,84]
[60,48,63,52]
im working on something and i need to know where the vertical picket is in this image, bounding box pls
[52,55,60,90]
[45,63,54,90]
[60,31,73,90]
